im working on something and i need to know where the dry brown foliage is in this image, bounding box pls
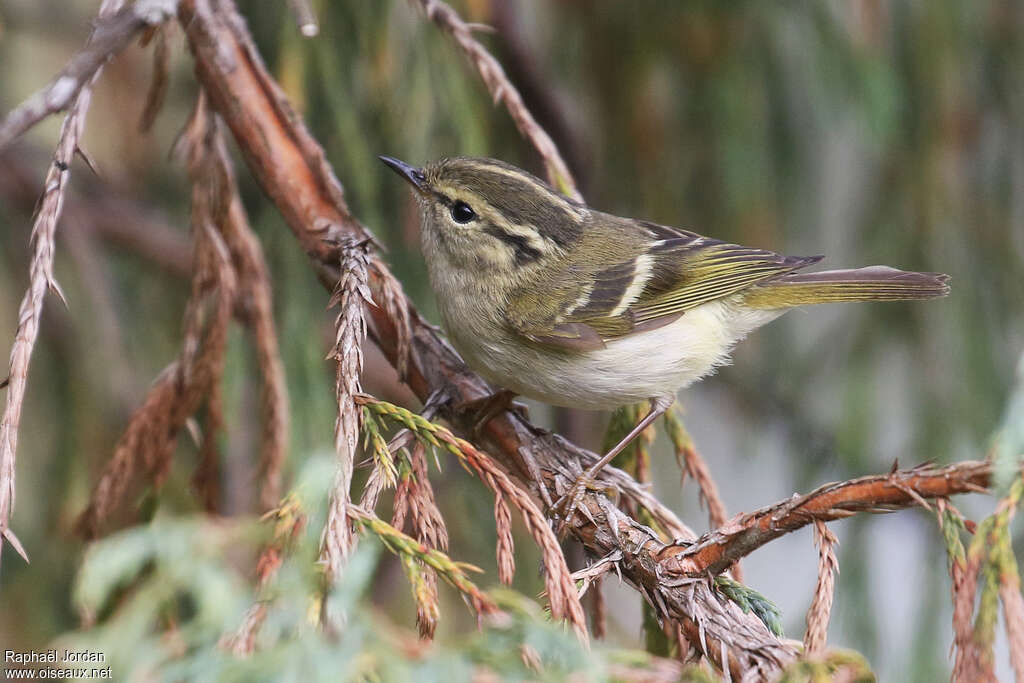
[76,94,239,536]
[390,442,448,638]
[356,395,588,641]
[321,239,372,584]
[1,0,1016,679]
[664,407,730,532]
[0,0,158,564]
[222,494,307,655]
[804,520,839,656]
[942,478,1024,683]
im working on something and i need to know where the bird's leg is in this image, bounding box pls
[553,395,675,532]
[454,389,530,439]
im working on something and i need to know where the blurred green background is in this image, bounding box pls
[1,0,1022,680]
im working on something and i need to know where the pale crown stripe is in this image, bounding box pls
[463,162,586,220]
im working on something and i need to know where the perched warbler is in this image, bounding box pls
[381,155,949,490]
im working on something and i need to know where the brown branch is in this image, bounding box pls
[175,0,786,672]
[0,0,178,151]
[413,0,581,200]
[175,1,993,676]
[662,461,991,578]
[244,247,290,512]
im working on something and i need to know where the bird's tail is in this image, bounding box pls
[742,266,951,309]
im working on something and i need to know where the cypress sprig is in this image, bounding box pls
[362,412,399,489]
[348,507,499,615]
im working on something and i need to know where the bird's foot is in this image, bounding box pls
[551,470,615,537]
[454,389,529,440]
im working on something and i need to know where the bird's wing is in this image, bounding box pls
[505,217,821,351]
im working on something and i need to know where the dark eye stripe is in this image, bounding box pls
[483,225,541,265]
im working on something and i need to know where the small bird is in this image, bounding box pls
[381,155,949,499]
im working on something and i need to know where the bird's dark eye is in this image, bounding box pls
[450,201,476,224]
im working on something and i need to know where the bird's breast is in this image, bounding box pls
[434,297,785,410]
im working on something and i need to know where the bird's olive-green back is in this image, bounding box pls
[423,157,819,350]
[504,213,820,349]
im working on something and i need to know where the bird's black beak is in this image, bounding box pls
[379,155,428,195]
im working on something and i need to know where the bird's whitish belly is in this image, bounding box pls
[442,298,784,410]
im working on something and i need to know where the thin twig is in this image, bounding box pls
[0,146,193,278]
[139,24,171,132]
[588,578,607,640]
[950,477,1024,682]
[662,407,738,581]
[995,478,1024,682]
[286,0,319,37]
[0,0,178,151]
[413,0,581,200]
[193,364,226,511]
[939,498,989,683]
[663,407,729,531]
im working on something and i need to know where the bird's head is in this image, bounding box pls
[380,155,585,273]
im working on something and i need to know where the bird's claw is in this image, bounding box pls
[455,389,530,440]
[551,472,613,537]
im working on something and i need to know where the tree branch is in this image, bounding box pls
[174,1,793,676]
[170,0,993,676]
[661,461,991,578]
